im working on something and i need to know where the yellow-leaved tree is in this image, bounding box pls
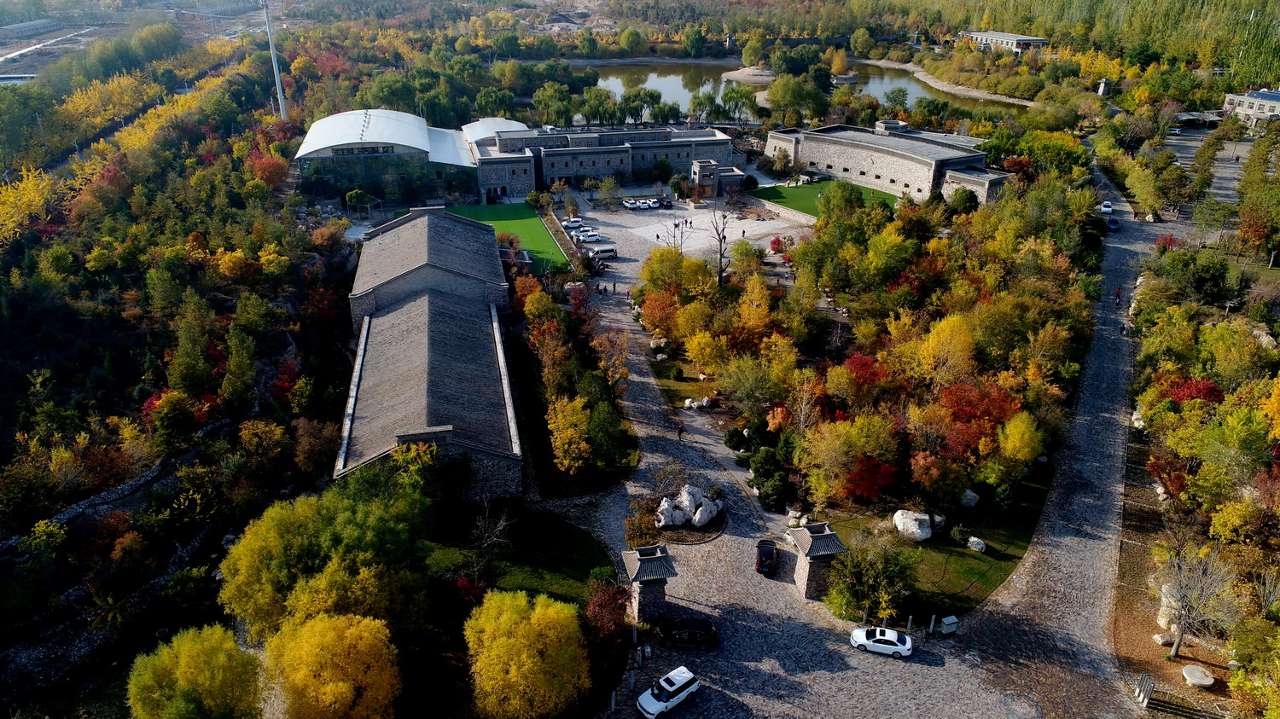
[685,330,728,374]
[464,590,590,719]
[737,273,772,337]
[547,396,592,475]
[265,614,400,719]
[919,314,975,386]
[997,411,1043,464]
[127,625,260,719]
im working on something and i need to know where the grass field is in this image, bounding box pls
[450,203,569,271]
[750,180,896,217]
[822,470,1050,618]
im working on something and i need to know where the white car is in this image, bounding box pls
[1100,201,1114,215]
[585,245,617,259]
[637,666,700,718]
[562,217,582,229]
[1170,127,1183,136]
[850,627,913,658]
[570,226,595,237]
[623,198,639,209]
[576,231,602,243]
[640,198,657,209]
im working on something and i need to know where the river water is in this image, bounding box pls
[594,60,1021,114]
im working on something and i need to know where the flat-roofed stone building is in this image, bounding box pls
[336,207,522,498]
[764,120,1009,203]
[960,30,1049,54]
[1222,89,1280,128]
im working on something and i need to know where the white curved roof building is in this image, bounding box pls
[295,109,474,167]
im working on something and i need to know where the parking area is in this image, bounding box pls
[565,191,812,289]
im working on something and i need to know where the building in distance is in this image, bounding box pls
[1222,89,1280,128]
[960,30,1049,54]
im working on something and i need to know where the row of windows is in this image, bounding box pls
[810,161,923,193]
[332,145,396,156]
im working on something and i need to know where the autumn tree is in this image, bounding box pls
[685,331,728,374]
[919,314,976,386]
[797,415,897,507]
[127,625,260,719]
[548,396,592,475]
[464,591,590,719]
[824,534,920,624]
[737,273,772,338]
[265,614,400,719]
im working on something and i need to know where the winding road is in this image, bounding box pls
[548,177,1156,716]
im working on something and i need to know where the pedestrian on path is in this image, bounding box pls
[676,421,685,442]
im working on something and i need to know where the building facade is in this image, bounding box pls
[960,30,1049,54]
[1222,90,1280,127]
[765,120,1008,203]
[295,110,738,204]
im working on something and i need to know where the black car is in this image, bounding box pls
[755,539,778,576]
[657,617,719,648]
[658,197,673,209]
[1107,217,1121,231]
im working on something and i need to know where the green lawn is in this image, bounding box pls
[449,203,569,272]
[494,511,613,604]
[823,472,1049,617]
[750,180,896,218]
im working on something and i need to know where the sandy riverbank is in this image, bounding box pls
[720,65,775,85]
[851,57,1035,108]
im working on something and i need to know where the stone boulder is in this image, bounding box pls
[960,489,980,508]
[691,502,719,527]
[966,536,986,553]
[1153,633,1175,647]
[893,510,943,542]
[1182,664,1214,688]
[655,497,688,528]
[1157,583,1178,629]
[676,484,705,515]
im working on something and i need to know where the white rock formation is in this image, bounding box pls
[893,510,943,542]
[967,536,986,553]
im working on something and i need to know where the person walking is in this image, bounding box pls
[675,421,685,442]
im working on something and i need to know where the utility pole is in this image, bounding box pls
[262,0,288,121]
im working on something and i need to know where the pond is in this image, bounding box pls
[594,60,1021,115]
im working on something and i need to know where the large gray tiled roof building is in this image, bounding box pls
[336,208,522,497]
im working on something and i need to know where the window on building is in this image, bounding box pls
[842,167,849,173]
[916,188,923,193]
[874,174,881,180]
[889,178,896,184]
[826,164,833,170]
[809,161,816,167]
[858,170,866,176]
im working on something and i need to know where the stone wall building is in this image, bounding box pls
[960,30,1048,54]
[691,159,747,196]
[335,207,523,498]
[788,522,847,600]
[1222,89,1280,128]
[765,120,1009,203]
[622,545,678,623]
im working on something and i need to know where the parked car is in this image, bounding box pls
[637,666,700,718]
[658,197,673,209]
[850,627,913,658]
[577,231,603,243]
[563,217,582,229]
[755,539,778,576]
[644,198,661,209]
[1100,201,1113,214]
[656,617,719,648]
[623,198,639,209]
[585,245,617,259]
[1170,127,1183,136]
[569,226,595,238]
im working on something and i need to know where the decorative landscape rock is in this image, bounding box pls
[1153,633,1175,647]
[893,510,944,542]
[967,536,986,553]
[960,489,980,508]
[1157,583,1178,629]
[654,484,719,529]
[1182,664,1214,688]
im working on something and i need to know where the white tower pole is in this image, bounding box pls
[262,0,288,121]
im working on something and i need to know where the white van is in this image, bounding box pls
[586,245,617,259]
